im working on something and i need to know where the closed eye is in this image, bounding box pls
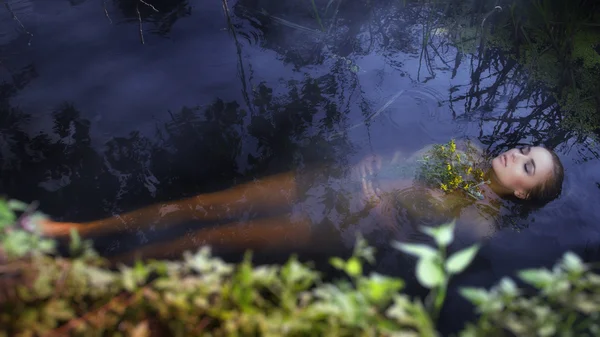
[519,145,531,155]
[524,160,536,175]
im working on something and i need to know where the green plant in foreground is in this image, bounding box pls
[392,220,480,322]
[2,197,600,336]
[0,196,439,336]
[0,198,56,260]
[460,252,600,337]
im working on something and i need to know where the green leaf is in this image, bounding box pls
[416,257,444,289]
[358,273,404,306]
[0,201,16,229]
[562,251,586,272]
[3,230,31,258]
[69,228,82,255]
[459,287,490,305]
[120,267,137,292]
[498,277,519,296]
[538,322,556,337]
[518,268,554,288]
[37,239,56,254]
[391,242,438,259]
[329,257,346,270]
[445,244,479,275]
[436,221,456,247]
[345,257,362,277]
[420,220,456,247]
[7,199,30,212]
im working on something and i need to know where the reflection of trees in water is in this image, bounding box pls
[111,0,191,37]
[233,0,418,70]
[0,69,356,224]
[232,0,598,155]
[225,0,598,234]
[447,51,579,156]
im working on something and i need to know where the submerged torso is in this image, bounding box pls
[293,141,502,247]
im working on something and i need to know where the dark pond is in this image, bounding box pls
[1,0,600,333]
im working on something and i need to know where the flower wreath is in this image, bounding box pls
[415,139,490,200]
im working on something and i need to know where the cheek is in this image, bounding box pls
[510,170,535,190]
[501,167,526,189]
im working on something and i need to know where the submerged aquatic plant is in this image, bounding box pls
[416,139,490,200]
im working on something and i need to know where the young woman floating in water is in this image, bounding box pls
[39,139,564,262]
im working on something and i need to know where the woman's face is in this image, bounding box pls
[491,145,555,199]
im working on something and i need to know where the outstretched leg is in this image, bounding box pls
[40,171,299,239]
[106,213,314,265]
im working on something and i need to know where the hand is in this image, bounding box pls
[360,176,382,207]
[352,154,383,208]
[352,154,382,180]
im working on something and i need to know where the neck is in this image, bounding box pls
[484,168,514,198]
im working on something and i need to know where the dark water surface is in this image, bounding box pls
[2,0,600,333]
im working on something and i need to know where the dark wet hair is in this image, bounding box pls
[526,147,564,204]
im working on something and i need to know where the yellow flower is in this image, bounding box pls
[440,183,448,191]
[467,167,473,175]
[449,140,456,152]
[447,164,452,171]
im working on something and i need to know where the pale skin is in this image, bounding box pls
[351,144,558,242]
[38,143,558,263]
[488,145,555,199]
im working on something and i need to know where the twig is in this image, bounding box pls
[136,3,145,44]
[133,0,159,45]
[2,0,34,45]
[103,0,112,24]
[139,0,159,12]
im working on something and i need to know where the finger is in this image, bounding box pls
[365,179,374,196]
[374,155,382,171]
[367,156,381,176]
[366,180,380,203]
[362,178,374,202]
[366,164,372,176]
[361,177,369,196]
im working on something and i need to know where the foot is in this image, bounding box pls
[38,219,82,239]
